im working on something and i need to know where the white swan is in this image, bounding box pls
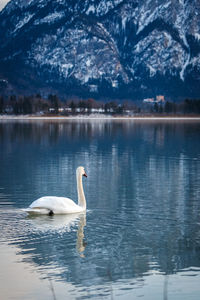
[24,166,87,215]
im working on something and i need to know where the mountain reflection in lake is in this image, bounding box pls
[0,120,200,300]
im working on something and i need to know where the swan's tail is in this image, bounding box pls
[22,208,53,215]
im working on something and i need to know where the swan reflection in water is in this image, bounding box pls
[27,212,87,257]
[76,213,87,257]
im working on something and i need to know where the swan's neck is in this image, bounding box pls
[77,173,86,209]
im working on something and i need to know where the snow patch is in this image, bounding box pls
[191,55,200,69]
[180,53,190,81]
[136,2,171,35]
[34,12,64,25]
[179,0,185,5]
[134,43,140,53]
[164,32,173,47]
[86,5,95,15]
[14,13,34,32]
[180,31,189,48]
[61,63,73,71]
[148,65,156,77]
[95,0,123,16]
[86,59,91,67]
[122,16,127,31]
[133,29,187,79]
[195,33,200,41]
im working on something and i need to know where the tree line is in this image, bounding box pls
[0,94,200,115]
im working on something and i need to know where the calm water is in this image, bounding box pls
[0,119,200,300]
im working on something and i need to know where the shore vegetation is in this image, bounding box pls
[0,94,200,117]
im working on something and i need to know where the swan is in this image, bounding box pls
[24,166,87,215]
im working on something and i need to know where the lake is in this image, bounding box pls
[0,119,200,300]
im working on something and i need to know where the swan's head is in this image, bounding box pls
[77,166,87,178]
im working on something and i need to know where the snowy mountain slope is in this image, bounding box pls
[0,0,200,99]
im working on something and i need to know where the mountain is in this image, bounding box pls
[0,0,200,100]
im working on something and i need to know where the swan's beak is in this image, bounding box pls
[83,173,87,178]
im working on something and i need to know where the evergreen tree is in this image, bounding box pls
[48,94,59,114]
[79,100,86,113]
[69,101,76,114]
[158,104,163,114]
[22,97,32,114]
[154,102,159,113]
[164,101,173,113]
[0,96,4,113]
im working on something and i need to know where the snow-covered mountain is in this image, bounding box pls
[0,0,200,99]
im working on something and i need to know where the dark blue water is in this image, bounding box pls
[0,119,200,299]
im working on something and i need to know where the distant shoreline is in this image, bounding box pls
[1,114,200,120]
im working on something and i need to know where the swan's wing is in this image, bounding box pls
[30,196,76,208]
[23,207,50,215]
[29,196,82,214]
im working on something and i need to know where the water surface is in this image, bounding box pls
[0,119,200,299]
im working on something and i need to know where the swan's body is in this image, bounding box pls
[27,196,85,214]
[24,166,87,215]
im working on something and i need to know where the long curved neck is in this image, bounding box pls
[77,172,86,209]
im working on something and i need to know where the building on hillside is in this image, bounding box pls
[143,95,165,103]
[89,84,98,92]
[143,98,154,103]
[112,80,118,88]
[156,95,165,103]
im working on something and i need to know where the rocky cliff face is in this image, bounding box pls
[0,0,200,99]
